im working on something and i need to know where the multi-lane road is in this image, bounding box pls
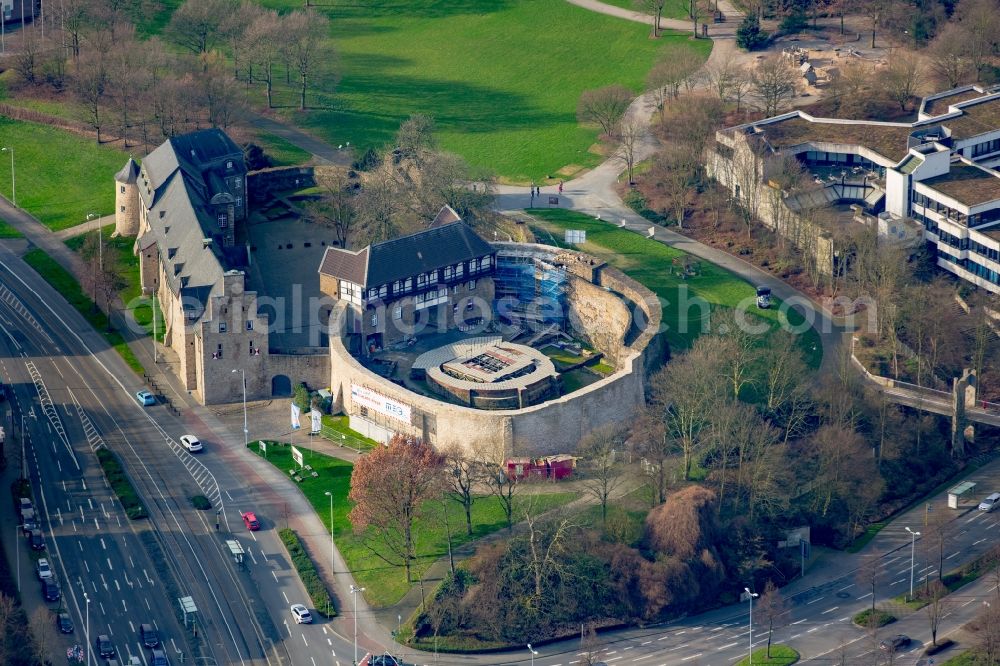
[2,235,998,666]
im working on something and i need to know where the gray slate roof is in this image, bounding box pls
[318,217,493,288]
[132,129,245,318]
[114,158,140,184]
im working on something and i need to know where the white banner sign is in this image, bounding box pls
[351,384,412,423]
[291,404,301,430]
[258,440,267,454]
[291,445,303,468]
[310,409,322,434]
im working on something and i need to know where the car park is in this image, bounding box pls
[290,604,313,624]
[36,558,52,579]
[27,530,45,550]
[42,578,60,602]
[179,435,203,452]
[979,492,1000,512]
[136,390,156,406]
[150,648,169,666]
[242,511,260,531]
[139,623,160,648]
[879,634,910,651]
[96,634,115,657]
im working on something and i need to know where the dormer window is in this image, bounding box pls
[159,210,166,219]
[226,161,233,170]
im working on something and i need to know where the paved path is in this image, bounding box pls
[53,213,116,240]
[250,112,353,166]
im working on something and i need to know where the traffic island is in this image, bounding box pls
[733,645,800,665]
[278,528,336,617]
[95,448,147,519]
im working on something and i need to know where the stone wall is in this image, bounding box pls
[247,166,316,202]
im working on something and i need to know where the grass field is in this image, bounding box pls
[528,209,824,366]
[0,117,127,230]
[253,0,711,182]
[22,249,145,374]
[0,221,22,238]
[249,441,575,606]
[733,646,800,666]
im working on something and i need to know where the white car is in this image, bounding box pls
[37,558,52,579]
[979,492,1000,512]
[179,435,203,453]
[290,604,313,624]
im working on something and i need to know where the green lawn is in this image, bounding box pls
[529,209,824,366]
[22,249,145,374]
[320,414,379,452]
[256,0,711,182]
[248,441,575,607]
[0,117,128,230]
[254,132,314,167]
[65,228,164,342]
[0,221,22,238]
[733,646,799,666]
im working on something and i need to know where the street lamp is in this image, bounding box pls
[324,491,335,577]
[87,213,102,271]
[905,526,920,601]
[1,146,14,207]
[350,584,365,666]
[527,643,538,666]
[231,369,248,447]
[745,587,759,665]
[84,592,91,666]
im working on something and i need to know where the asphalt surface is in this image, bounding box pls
[0,246,360,666]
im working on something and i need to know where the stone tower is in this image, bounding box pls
[114,158,140,237]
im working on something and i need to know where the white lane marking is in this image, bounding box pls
[302,633,308,647]
[821,606,839,615]
[680,654,702,662]
[282,591,289,604]
[640,641,651,646]
[807,596,826,604]
[857,592,873,600]
[791,619,807,625]
[107,558,113,571]
[946,551,961,560]
[101,538,107,550]
[807,627,820,633]
[717,642,738,650]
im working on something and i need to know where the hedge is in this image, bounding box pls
[853,608,896,628]
[278,528,337,617]
[95,448,147,519]
[190,495,212,510]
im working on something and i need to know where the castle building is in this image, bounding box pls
[710,85,1000,293]
[116,129,270,405]
[317,212,498,352]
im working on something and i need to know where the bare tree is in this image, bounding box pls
[881,52,923,111]
[28,606,56,665]
[578,424,629,524]
[616,116,643,186]
[686,0,709,39]
[863,0,895,49]
[442,446,483,536]
[649,147,696,228]
[925,579,948,647]
[303,171,359,249]
[166,0,236,55]
[955,0,1000,81]
[756,580,789,658]
[927,23,975,89]
[483,463,520,530]
[706,54,752,111]
[751,55,797,117]
[396,114,437,165]
[246,10,283,108]
[577,85,635,138]
[635,0,667,37]
[857,550,883,618]
[520,506,577,609]
[74,50,109,143]
[282,9,334,110]
[645,45,703,109]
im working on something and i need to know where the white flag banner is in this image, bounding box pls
[291,404,301,430]
[310,409,322,434]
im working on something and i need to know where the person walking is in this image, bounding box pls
[558,181,563,195]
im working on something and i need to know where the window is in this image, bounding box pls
[159,210,166,219]
[393,305,402,320]
[403,277,413,292]
[455,263,464,278]
[417,273,427,288]
[236,197,242,207]
[219,322,227,333]
[216,343,223,359]
[444,265,454,280]
[468,279,477,290]
[481,256,492,269]
[246,320,254,331]
[393,280,402,293]
[120,185,125,193]
[378,285,388,298]
[367,288,378,300]
[120,206,125,212]
[226,161,233,170]
[218,213,228,228]
[370,311,378,327]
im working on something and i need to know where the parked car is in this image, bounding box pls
[57,612,74,634]
[36,558,52,579]
[979,492,1000,512]
[21,508,37,533]
[879,634,910,651]
[27,530,45,551]
[139,623,160,648]
[359,653,402,666]
[135,390,156,406]
[18,497,32,517]
[150,648,169,666]
[179,435,203,453]
[242,511,260,531]
[290,604,313,624]
[96,634,115,658]
[41,578,60,602]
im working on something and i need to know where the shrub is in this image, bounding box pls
[779,12,808,33]
[190,495,212,511]
[736,14,769,51]
[96,448,147,520]
[853,608,895,628]
[278,528,336,617]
